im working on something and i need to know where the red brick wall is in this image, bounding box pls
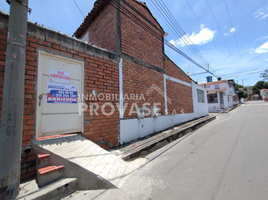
[166,80,193,115]
[164,57,193,115]
[165,57,192,84]
[83,56,119,148]
[24,35,120,148]
[121,0,164,69]
[83,5,116,52]
[0,23,120,181]
[122,60,165,118]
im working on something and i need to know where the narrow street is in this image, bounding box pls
[67,101,268,200]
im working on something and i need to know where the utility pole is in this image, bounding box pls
[0,0,28,199]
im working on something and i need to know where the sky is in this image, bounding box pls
[0,0,267,86]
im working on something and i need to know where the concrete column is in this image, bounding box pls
[0,0,28,199]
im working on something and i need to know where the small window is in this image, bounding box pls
[207,93,218,103]
[215,84,219,89]
[206,85,210,88]
[197,89,205,103]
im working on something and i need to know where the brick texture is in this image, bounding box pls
[165,57,192,83]
[83,5,116,52]
[166,79,194,115]
[0,24,120,181]
[83,56,120,148]
[165,57,194,115]
[122,60,165,118]
[121,0,164,69]
[0,0,196,183]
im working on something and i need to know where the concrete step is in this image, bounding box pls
[37,165,65,187]
[16,178,78,200]
[32,135,143,190]
[37,154,50,168]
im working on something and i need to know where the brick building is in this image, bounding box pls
[0,0,207,182]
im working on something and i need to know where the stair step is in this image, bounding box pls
[16,178,78,200]
[38,154,50,159]
[39,165,64,175]
[37,166,65,187]
[37,154,51,169]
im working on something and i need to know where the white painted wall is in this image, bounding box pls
[191,81,208,118]
[119,78,209,144]
[206,81,236,112]
[208,102,221,112]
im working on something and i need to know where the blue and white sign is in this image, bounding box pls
[47,83,78,104]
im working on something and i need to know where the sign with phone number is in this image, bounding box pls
[47,83,78,104]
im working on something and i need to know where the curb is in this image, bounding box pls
[111,115,216,161]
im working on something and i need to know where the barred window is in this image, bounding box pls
[197,89,205,103]
[208,93,218,103]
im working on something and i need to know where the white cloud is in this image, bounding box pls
[254,5,268,20]
[256,36,268,41]
[170,24,216,47]
[230,27,236,33]
[255,41,268,54]
[170,39,176,46]
[224,28,235,37]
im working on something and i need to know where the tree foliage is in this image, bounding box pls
[235,83,248,99]
[253,81,268,95]
[237,90,248,99]
[235,84,244,91]
[260,69,268,81]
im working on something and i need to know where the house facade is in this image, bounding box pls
[0,0,208,182]
[260,89,268,101]
[200,80,237,112]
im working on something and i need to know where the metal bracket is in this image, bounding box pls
[6,0,32,14]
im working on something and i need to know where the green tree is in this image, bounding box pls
[237,90,248,99]
[253,81,266,95]
[235,84,244,91]
[264,82,268,89]
[260,69,268,81]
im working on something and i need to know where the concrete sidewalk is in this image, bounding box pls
[63,101,268,200]
[110,114,216,161]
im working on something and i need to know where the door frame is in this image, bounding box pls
[220,92,225,109]
[35,50,85,139]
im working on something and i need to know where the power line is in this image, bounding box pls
[223,0,245,70]
[147,0,208,75]
[73,0,85,18]
[72,0,106,47]
[152,0,226,78]
[221,68,267,78]
[184,0,232,73]
[148,0,207,68]
[106,0,220,78]
[190,72,209,76]
[205,0,242,72]
[153,0,209,68]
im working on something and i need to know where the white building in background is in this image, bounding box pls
[199,79,237,112]
[260,89,268,101]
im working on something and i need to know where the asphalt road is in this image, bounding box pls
[67,101,268,200]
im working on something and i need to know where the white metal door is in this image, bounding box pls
[36,51,84,137]
[220,92,225,109]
